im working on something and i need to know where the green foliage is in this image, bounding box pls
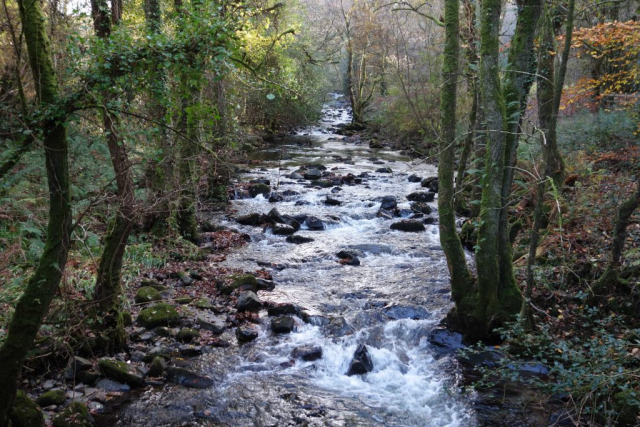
[557,110,638,153]
[468,315,640,426]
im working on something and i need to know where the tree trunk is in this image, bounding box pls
[438,0,477,333]
[144,0,174,236]
[474,0,523,339]
[0,0,72,421]
[90,0,134,348]
[454,84,478,213]
[175,0,200,243]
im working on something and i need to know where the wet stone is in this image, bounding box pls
[179,345,203,357]
[271,316,295,334]
[407,191,435,202]
[267,303,299,316]
[390,220,425,232]
[236,291,262,312]
[166,367,214,389]
[291,345,323,361]
[408,174,422,183]
[380,196,397,210]
[286,234,314,244]
[272,223,296,235]
[304,169,322,180]
[236,326,259,343]
[346,344,374,376]
[324,196,341,206]
[305,216,325,230]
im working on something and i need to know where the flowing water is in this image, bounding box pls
[120,93,477,426]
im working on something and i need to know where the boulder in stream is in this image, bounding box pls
[407,191,435,202]
[390,220,426,232]
[376,167,392,173]
[267,208,301,231]
[98,359,144,387]
[236,326,258,343]
[380,196,397,210]
[271,223,296,235]
[235,213,265,226]
[249,183,271,198]
[291,345,323,361]
[236,291,262,312]
[346,344,374,376]
[286,234,314,244]
[408,174,422,183]
[305,216,325,230]
[271,316,295,334]
[336,250,360,266]
[289,172,304,180]
[267,303,299,316]
[304,169,323,180]
[325,196,341,206]
[166,367,214,389]
[421,176,438,192]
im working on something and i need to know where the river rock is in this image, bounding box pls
[390,220,425,232]
[235,213,264,226]
[282,190,300,196]
[289,172,304,180]
[147,357,167,377]
[305,216,325,230]
[53,402,92,427]
[346,344,374,376]
[137,303,180,328]
[36,390,66,407]
[197,318,226,334]
[218,274,257,294]
[421,176,438,192]
[407,191,435,202]
[304,169,322,180]
[408,174,422,183]
[411,202,432,214]
[380,196,397,210]
[336,250,360,266]
[256,278,276,291]
[268,192,283,203]
[179,345,203,357]
[236,326,258,343]
[325,196,341,206]
[98,359,144,387]
[176,328,200,343]
[250,178,270,185]
[135,286,162,304]
[267,303,299,316]
[271,316,295,334]
[236,291,262,312]
[291,345,323,361]
[375,167,392,173]
[249,183,271,198]
[383,304,430,320]
[267,208,301,231]
[271,223,296,235]
[286,234,314,244]
[166,367,214,389]
[65,356,93,380]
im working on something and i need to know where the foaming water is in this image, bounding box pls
[120,93,475,427]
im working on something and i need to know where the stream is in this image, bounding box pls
[119,93,477,426]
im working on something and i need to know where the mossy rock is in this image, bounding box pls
[137,303,180,328]
[194,298,214,310]
[176,328,200,343]
[218,275,257,295]
[147,357,167,377]
[98,359,144,387]
[122,311,133,326]
[249,183,271,198]
[175,296,193,305]
[10,391,45,427]
[52,402,92,427]
[316,180,334,188]
[36,389,66,407]
[135,286,163,304]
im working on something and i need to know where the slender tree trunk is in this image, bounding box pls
[144,0,174,236]
[0,0,72,421]
[438,0,476,330]
[90,0,134,348]
[454,84,478,213]
[175,0,200,243]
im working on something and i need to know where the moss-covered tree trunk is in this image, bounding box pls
[175,0,200,243]
[0,0,72,421]
[90,0,134,349]
[438,0,476,330]
[144,0,174,236]
[473,0,523,339]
